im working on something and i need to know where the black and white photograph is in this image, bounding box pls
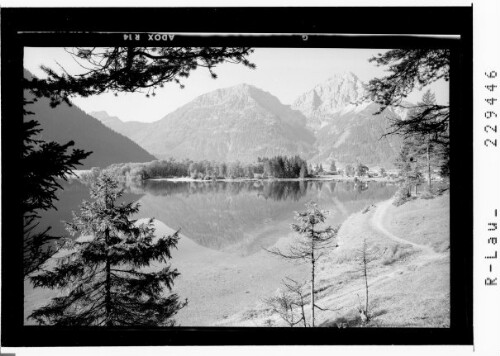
[1,6,476,350]
[21,46,452,328]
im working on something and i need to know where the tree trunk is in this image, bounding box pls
[363,253,369,318]
[105,258,111,326]
[311,256,315,327]
[427,138,432,191]
[310,229,315,328]
[300,299,307,327]
[105,228,112,326]
[289,304,295,327]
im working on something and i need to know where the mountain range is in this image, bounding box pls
[24,71,156,169]
[91,72,405,168]
[291,72,405,167]
[94,84,316,163]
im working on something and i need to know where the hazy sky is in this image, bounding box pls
[24,47,449,123]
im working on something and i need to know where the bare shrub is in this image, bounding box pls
[263,279,308,327]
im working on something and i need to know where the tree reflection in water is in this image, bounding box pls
[130,180,397,255]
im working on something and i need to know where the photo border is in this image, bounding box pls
[1,6,473,346]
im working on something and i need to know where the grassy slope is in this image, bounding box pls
[24,220,310,326]
[383,194,450,253]
[217,193,450,327]
[25,193,449,327]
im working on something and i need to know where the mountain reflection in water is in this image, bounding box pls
[132,180,397,255]
[40,179,396,257]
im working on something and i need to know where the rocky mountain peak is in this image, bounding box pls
[292,72,366,117]
[83,75,406,169]
[163,83,307,129]
[192,83,280,108]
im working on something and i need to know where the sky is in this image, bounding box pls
[24,47,449,123]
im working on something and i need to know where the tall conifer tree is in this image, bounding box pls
[23,98,91,277]
[266,202,339,327]
[29,174,186,326]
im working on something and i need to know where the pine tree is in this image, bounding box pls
[410,162,425,195]
[366,50,450,179]
[414,90,438,190]
[246,165,255,179]
[299,162,308,179]
[329,160,337,174]
[218,162,227,178]
[29,174,186,326]
[365,49,449,113]
[23,100,91,277]
[266,202,339,327]
[25,47,255,107]
[356,163,369,177]
[394,137,426,199]
[395,141,414,197]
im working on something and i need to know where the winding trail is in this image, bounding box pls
[370,199,440,257]
[217,197,451,326]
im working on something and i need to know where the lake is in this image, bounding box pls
[26,179,397,326]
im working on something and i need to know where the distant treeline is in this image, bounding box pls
[91,155,310,183]
[137,179,392,200]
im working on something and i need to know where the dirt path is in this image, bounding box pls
[371,199,441,257]
[216,197,450,327]
[314,199,449,326]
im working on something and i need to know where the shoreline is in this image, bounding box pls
[215,192,450,327]
[148,176,397,184]
[67,169,399,185]
[148,220,311,326]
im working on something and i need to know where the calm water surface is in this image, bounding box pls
[42,179,397,255]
